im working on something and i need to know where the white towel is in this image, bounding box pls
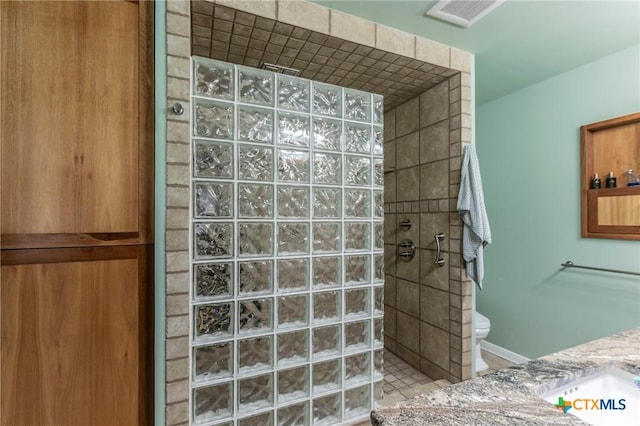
[457,144,491,289]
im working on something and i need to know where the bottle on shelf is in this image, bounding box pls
[590,173,601,189]
[605,171,617,188]
[625,169,640,187]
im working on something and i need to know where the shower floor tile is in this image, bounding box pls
[381,349,451,406]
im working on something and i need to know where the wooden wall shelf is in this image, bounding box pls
[581,112,640,240]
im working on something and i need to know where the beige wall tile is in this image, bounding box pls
[384,109,396,141]
[167,271,190,294]
[384,306,397,339]
[395,131,420,169]
[420,322,450,371]
[167,34,191,57]
[420,81,449,127]
[450,47,471,73]
[167,164,190,186]
[167,56,190,79]
[168,77,190,101]
[167,294,189,316]
[396,212,419,247]
[420,160,448,200]
[395,97,419,137]
[376,24,415,59]
[384,169,396,203]
[396,166,419,201]
[167,13,190,37]
[167,142,190,164]
[166,336,190,359]
[420,358,449,381]
[419,213,449,250]
[166,401,188,426]
[166,251,190,272]
[420,121,449,164]
[167,0,190,16]
[384,213,397,245]
[396,311,420,353]
[166,229,189,251]
[166,379,189,404]
[384,274,397,308]
[395,343,420,370]
[420,286,449,330]
[167,207,190,230]
[217,0,277,19]
[278,0,329,34]
[384,244,396,276]
[420,250,449,291]
[166,357,189,382]
[167,122,190,143]
[395,248,420,282]
[330,10,375,48]
[384,140,396,172]
[167,186,190,208]
[415,37,449,68]
[396,279,420,318]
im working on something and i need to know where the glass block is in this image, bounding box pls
[374,286,384,314]
[278,365,309,403]
[312,325,340,359]
[194,58,233,100]
[312,359,341,393]
[374,381,383,404]
[374,255,384,283]
[193,342,233,382]
[194,140,233,178]
[345,288,369,318]
[238,184,273,218]
[374,223,384,250]
[345,352,370,386]
[345,320,370,352]
[277,258,309,292]
[345,222,370,251]
[239,411,273,426]
[313,291,340,324]
[313,393,341,426]
[277,186,309,218]
[373,126,383,156]
[344,89,371,122]
[312,223,340,253]
[239,260,273,295]
[278,112,310,147]
[278,149,309,182]
[372,95,384,124]
[239,335,273,373]
[193,382,233,423]
[194,303,233,339]
[238,66,274,106]
[312,117,342,151]
[239,298,272,334]
[194,99,234,139]
[238,144,273,181]
[373,158,384,187]
[374,191,384,218]
[374,349,384,380]
[239,373,273,411]
[239,223,273,256]
[313,153,341,185]
[344,122,371,154]
[344,385,370,419]
[278,223,309,255]
[374,319,384,348]
[345,255,370,285]
[277,329,308,365]
[194,223,233,259]
[238,105,274,143]
[278,294,308,328]
[194,262,233,300]
[313,188,341,218]
[312,257,341,288]
[345,156,370,186]
[279,402,309,426]
[278,75,310,112]
[194,182,233,218]
[344,189,370,218]
[312,82,342,117]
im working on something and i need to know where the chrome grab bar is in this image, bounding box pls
[560,261,640,277]
[434,233,445,267]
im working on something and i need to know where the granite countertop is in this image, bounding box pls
[371,327,640,425]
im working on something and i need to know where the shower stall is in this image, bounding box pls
[189,56,384,424]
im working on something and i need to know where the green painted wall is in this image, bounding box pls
[476,44,640,359]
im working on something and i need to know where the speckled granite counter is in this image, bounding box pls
[371,327,640,425]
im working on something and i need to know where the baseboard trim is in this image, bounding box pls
[481,340,530,365]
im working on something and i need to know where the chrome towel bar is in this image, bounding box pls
[560,261,640,277]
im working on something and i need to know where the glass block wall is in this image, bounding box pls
[190,56,384,425]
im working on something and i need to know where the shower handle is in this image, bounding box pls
[434,233,445,267]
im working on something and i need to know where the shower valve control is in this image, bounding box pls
[397,239,416,261]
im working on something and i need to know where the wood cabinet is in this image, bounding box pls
[581,112,640,240]
[0,1,154,424]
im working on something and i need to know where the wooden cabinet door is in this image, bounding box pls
[0,1,154,425]
[1,247,152,426]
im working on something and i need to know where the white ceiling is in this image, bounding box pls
[312,0,640,104]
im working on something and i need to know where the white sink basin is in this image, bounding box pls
[540,367,639,426]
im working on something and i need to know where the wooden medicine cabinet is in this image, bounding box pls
[581,112,640,240]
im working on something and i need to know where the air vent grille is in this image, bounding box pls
[426,0,505,28]
[261,62,300,76]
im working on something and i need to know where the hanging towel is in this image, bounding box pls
[457,144,491,289]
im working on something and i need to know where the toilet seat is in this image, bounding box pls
[474,312,490,330]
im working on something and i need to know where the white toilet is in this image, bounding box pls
[474,312,491,372]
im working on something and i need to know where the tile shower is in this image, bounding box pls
[190,57,385,425]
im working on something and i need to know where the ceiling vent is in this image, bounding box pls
[425,0,505,28]
[261,62,300,76]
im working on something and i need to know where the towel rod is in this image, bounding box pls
[560,261,640,277]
